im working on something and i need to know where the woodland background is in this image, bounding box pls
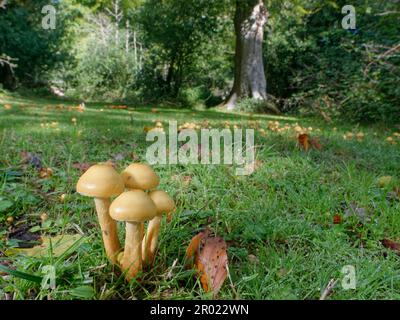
[1,0,399,122]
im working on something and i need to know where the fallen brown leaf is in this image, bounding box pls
[76,103,85,113]
[195,236,228,296]
[186,229,228,296]
[185,232,206,266]
[333,214,342,225]
[381,239,400,255]
[16,234,84,258]
[298,134,310,151]
[39,167,53,179]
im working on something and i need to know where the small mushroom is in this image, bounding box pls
[110,190,157,280]
[143,190,175,266]
[76,164,124,264]
[121,163,160,190]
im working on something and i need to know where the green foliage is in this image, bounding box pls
[138,0,231,99]
[264,0,400,122]
[58,1,144,101]
[0,0,76,87]
[68,32,139,101]
[0,0,398,121]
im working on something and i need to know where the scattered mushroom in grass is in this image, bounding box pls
[110,190,157,281]
[121,163,160,190]
[77,161,175,278]
[76,164,124,264]
[143,190,175,266]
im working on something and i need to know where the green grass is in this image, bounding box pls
[1,91,400,300]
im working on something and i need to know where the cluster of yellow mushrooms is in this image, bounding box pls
[76,163,175,281]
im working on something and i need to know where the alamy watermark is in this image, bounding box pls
[0,0,7,10]
[3,2,356,31]
[145,121,255,176]
[341,265,357,290]
[41,265,56,290]
[42,5,57,30]
[342,5,357,30]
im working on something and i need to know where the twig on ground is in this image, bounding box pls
[165,258,178,280]
[72,223,85,235]
[320,279,338,300]
[88,263,107,272]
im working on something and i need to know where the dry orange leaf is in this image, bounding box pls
[185,232,206,266]
[299,134,323,151]
[186,230,228,296]
[333,214,342,225]
[39,168,53,178]
[4,104,12,110]
[195,236,228,295]
[381,239,400,256]
[16,234,84,258]
[298,134,310,151]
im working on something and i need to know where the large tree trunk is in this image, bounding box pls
[225,0,268,110]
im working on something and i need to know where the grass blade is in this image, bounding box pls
[0,264,43,284]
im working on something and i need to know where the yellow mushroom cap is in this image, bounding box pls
[76,164,124,198]
[109,190,157,222]
[121,163,160,190]
[149,190,175,215]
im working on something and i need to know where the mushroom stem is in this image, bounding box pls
[94,198,121,264]
[142,215,162,265]
[122,222,143,280]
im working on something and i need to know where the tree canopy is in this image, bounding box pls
[0,0,399,121]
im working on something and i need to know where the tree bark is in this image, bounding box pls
[0,63,17,90]
[225,0,269,110]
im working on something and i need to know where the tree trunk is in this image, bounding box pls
[0,65,17,90]
[225,0,268,110]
